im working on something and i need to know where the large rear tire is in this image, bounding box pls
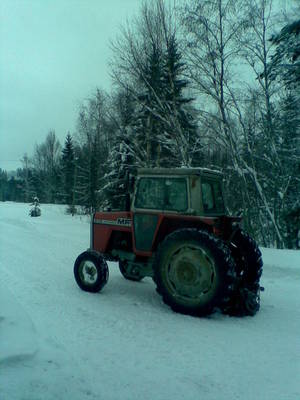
[74,251,109,293]
[154,229,236,316]
[227,230,263,316]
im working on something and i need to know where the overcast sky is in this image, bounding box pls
[0,0,293,172]
[0,0,141,171]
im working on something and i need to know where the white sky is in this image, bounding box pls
[0,0,294,172]
[0,0,141,171]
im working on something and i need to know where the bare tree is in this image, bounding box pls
[180,0,256,218]
[181,0,290,246]
[32,130,61,202]
[75,89,110,211]
[236,0,290,246]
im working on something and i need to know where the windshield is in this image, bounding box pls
[135,177,188,212]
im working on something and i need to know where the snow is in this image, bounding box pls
[0,201,300,400]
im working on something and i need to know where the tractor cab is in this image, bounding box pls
[132,168,225,216]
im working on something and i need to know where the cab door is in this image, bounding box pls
[132,177,163,252]
[132,176,188,252]
[133,212,159,252]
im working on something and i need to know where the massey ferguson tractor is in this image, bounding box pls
[74,168,263,317]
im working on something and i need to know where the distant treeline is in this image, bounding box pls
[1,0,299,249]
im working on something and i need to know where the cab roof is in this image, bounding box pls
[137,167,223,178]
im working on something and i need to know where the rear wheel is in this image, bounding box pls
[154,229,236,316]
[74,251,109,293]
[227,230,263,316]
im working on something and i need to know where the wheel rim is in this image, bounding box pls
[78,260,98,285]
[164,244,217,302]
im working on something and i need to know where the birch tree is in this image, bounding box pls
[180,0,257,229]
[236,0,298,247]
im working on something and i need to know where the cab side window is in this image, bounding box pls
[201,180,224,213]
[213,181,224,211]
[201,182,214,211]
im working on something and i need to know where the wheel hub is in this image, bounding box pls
[167,246,216,299]
[177,261,197,284]
[79,261,98,285]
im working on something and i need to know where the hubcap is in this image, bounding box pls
[79,260,98,285]
[165,245,216,301]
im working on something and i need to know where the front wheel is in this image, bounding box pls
[74,251,109,293]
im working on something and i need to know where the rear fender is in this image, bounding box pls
[151,214,218,251]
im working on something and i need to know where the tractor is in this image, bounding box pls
[74,168,263,317]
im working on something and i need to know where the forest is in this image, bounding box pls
[0,0,299,249]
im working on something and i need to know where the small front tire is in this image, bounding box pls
[74,251,109,293]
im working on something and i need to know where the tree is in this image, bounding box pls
[19,153,33,202]
[269,19,300,87]
[32,131,62,203]
[181,0,242,140]
[180,0,254,220]
[110,0,198,168]
[160,34,199,167]
[75,89,109,212]
[276,92,300,248]
[0,169,8,201]
[61,133,76,212]
[268,19,300,248]
[234,0,285,245]
[137,39,165,167]
[180,0,292,246]
[98,88,139,209]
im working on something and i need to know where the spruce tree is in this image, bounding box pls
[137,43,165,167]
[269,19,300,88]
[100,89,138,210]
[269,19,300,248]
[277,93,300,248]
[161,35,198,167]
[61,133,75,212]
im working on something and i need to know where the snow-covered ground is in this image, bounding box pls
[0,201,299,400]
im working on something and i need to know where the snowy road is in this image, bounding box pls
[0,202,300,400]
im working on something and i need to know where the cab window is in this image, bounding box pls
[201,180,224,213]
[135,177,188,211]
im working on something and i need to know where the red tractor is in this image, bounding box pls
[74,168,263,317]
